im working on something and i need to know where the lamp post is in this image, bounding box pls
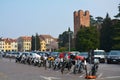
[69,31,70,52]
[67,27,73,52]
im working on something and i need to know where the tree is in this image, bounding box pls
[48,41,58,51]
[58,27,73,51]
[58,31,68,47]
[35,33,40,51]
[112,20,120,50]
[114,4,120,18]
[31,33,40,51]
[95,16,103,24]
[75,26,99,52]
[90,15,96,26]
[31,35,35,51]
[100,13,113,52]
[95,16,104,30]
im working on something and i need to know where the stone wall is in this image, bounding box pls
[74,10,90,37]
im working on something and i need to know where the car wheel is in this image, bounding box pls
[107,60,111,64]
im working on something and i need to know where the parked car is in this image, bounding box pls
[107,50,120,64]
[11,52,21,58]
[5,52,12,58]
[93,50,106,63]
[0,51,5,57]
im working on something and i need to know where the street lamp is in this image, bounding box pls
[69,31,71,52]
[68,31,74,52]
[68,30,74,52]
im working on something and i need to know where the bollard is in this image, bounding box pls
[84,60,97,79]
[84,60,88,77]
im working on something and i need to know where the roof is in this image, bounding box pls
[2,38,17,43]
[39,35,58,42]
[39,35,55,41]
[19,36,31,40]
[39,35,54,39]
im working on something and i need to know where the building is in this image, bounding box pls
[39,35,58,52]
[0,38,4,52]
[17,36,31,52]
[10,39,18,52]
[74,10,90,37]
[0,38,18,52]
[40,37,47,51]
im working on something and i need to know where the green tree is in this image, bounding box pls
[95,16,103,24]
[58,47,67,52]
[114,4,120,18]
[31,33,40,51]
[31,35,35,51]
[58,31,68,47]
[95,16,104,30]
[75,26,99,52]
[90,15,96,26]
[58,27,73,51]
[35,33,40,51]
[100,13,113,52]
[112,20,120,50]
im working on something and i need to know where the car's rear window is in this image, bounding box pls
[110,51,120,55]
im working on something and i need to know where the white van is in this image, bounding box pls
[94,50,106,63]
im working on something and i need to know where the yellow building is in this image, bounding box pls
[40,39,46,51]
[0,38,18,52]
[39,35,58,52]
[17,36,31,52]
[10,39,18,52]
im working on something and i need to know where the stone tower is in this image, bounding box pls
[74,10,90,37]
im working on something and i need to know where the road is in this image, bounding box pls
[0,58,120,80]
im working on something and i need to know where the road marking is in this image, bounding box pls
[66,71,72,75]
[101,76,120,79]
[0,72,7,78]
[40,75,61,80]
[79,73,85,78]
[98,73,103,78]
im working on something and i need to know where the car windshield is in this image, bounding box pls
[70,51,80,56]
[80,54,87,56]
[22,52,29,56]
[79,52,88,56]
[94,52,105,55]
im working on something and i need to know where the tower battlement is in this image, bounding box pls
[74,10,90,36]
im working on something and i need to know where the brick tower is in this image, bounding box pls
[74,10,90,37]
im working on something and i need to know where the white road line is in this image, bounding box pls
[79,73,85,78]
[0,72,7,78]
[66,71,72,75]
[101,76,120,79]
[98,73,103,78]
[40,75,61,80]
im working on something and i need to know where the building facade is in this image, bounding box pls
[0,39,4,52]
[0,38,18,52]
[74,10,90,37]
[40,39,46,51]
[39,35,58,52]
[17,36,31,52]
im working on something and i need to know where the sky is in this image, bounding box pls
[0,0,119,39]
